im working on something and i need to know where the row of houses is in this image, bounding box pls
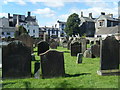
[0,11,119,39]
[0,12,66,39]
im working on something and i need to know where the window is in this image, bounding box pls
[99,22,103,26]
[33,30,35,33]
[7,32,10,35]
[2,32,4,35]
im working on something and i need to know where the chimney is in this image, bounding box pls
[16,15,19,29]
[101,12,105,15]
[8,13,10,18]
[108,14,113,18]
[89,13,92,19]
[28,11,31,16]
[81,11,83,17]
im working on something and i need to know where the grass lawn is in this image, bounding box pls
[2,47,119,88]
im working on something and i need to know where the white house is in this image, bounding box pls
[8,12,39,38]
[0,17,15,38]
[56,20,66,37]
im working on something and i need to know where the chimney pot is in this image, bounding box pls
[28,11,31,16]
[101,12,105,15]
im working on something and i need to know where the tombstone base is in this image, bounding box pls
[97,70,120,76]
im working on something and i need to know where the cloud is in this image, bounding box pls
[0,13,8,18]
[32,8,55,17]
[3,0,26,5]
[3,0,119,8]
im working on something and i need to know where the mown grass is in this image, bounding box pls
[2,47,119,88]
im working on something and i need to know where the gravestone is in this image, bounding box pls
[77,53,83,64]
[97,36,120,75]
[91,44,100,57]
[16,34,34,53]
[62,40,68,48]
[83,49,92,58]
[86,39,90,44]
[40,50,65,78]
[2,40,31,79]
[67,38,73,50]
[50,42,57,49]
[90,41,94,45]
[37,41,49,55]
[80,38,87,54]
[34,62,40,79]
[70,41,81,56]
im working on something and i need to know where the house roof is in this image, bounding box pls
[80,17,95,22]
[95,26,118,35]
[0,27,16,32]
[95,15,118,22]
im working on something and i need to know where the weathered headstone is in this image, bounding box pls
[40,50,65,78]
[91,44,100,57]
[67,38,73,50]
[2,40,31,79]
[83,49,92,58]
[80,38,87,54]
[34,62,40,79]
[70,41,81,56]
[77,53,83,64]
[97,36,120,75]
[62,40,68,48]
[50,42,57,49]
[37,41,49,55]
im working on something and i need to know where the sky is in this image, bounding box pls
[0,0,119,27]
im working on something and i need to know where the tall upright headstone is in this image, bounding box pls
[97,36,120,75]
[70,41,81,56]
[2,40,31,79]
[40,50,65,78]
[80,38,87,54]
[37,41,49,55]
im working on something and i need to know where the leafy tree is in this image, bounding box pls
[15,26,28,38]
[65,13,80,36]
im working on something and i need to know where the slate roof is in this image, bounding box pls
[95,15,118,22]
[95,26,118,35]
[80,17,95,22]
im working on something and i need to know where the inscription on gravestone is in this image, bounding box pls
[40,50,65,78]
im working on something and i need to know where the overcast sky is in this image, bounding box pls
[0,0,119,27]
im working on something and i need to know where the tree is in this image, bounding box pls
[15,26,28,38]
[65,13,80,36]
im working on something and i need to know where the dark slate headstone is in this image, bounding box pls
[40,50,65,78]
[70,42,81,56]
[90,41,94,45]
[91,44,100,57]
[2,40,31,79]
[100,36,119,70]
[37,41,49,55]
